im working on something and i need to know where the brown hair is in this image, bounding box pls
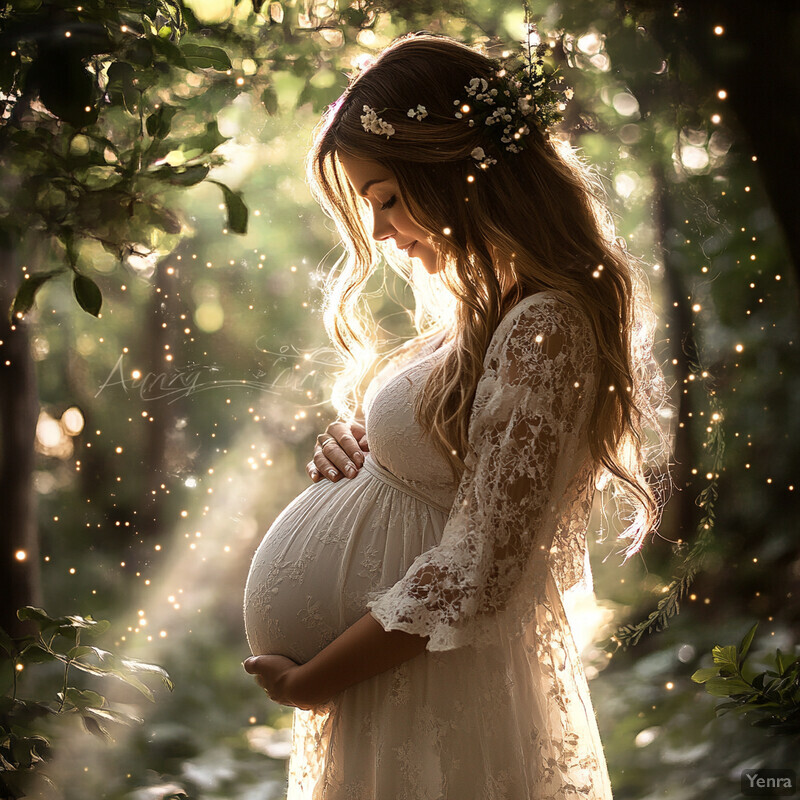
[306,32,671,558]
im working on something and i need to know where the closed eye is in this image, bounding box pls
[380,195,397,211]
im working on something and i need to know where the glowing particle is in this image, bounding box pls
[735,344,744,353]
[710,114,721,124]
[14,550,26,561]
[443,227,452,235]
[713,25,724,35]
[717,89,727,100]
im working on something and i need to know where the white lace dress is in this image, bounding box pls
[243,291,614,799]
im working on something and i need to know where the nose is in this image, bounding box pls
[371,210,395,242]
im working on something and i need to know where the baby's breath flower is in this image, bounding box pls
[360,105,395,139]
[407,104,428,121]
[471,146,497,167]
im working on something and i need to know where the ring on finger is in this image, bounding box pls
[317,434,335,449]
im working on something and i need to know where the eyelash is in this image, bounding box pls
[380,195,397,211]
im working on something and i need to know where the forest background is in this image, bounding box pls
[0,0,798,798]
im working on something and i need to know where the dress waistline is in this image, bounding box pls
[361,453,452,515]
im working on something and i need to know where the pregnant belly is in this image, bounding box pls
[243,456,448,664]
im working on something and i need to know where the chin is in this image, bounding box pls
[412,249,440,275]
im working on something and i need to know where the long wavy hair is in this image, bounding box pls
[306,32,671,559]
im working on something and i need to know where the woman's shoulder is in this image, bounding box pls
[488,290,595,358]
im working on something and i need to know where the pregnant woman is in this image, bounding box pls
[243,31,669,799]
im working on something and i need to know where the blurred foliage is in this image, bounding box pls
[0,0,798,798]
[0,0,247,319]
[0,607,173,799]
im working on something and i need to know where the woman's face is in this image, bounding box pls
[338,153,440,274]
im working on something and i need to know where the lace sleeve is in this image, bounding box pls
[365,293,598,651]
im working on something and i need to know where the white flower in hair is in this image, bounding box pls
[470,146,497,167]
[407,104,428,121]
[360,105,395,139]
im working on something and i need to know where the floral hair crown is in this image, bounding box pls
[357,20,571,169]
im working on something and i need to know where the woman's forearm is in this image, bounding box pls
[294,611,429,706]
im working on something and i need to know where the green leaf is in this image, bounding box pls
[17,607,56,628]
[10,736,46,769]
[704,676,753,697]
[18,644,57,665]
[106,669,155,702]
[260,86,278,115]
[196,120,229,153]
[209,181,248,234]
[117,656,174,690]
[181,43,232,71]
[63,648,174,697]
[775,649,786,674]
[691,667,719,683]
[81,714,111,741]
[738,622,758,665]
[168,164,210,185]
[9,271,63,322]
[151,36,188,69]
[146,104,179,139]
[80,166,123,190]
[64,616,110,637]
[66,660,113,678]
[84,706,142,726]
[62,687,105,709]
[711,645,738,673]
[73,274,102,317]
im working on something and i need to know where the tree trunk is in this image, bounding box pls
[0,239,42,636]
[623,0,800,285]
[650,161,698,541]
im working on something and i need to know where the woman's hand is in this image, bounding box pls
[307,420,369,483]
[243,655,318,710]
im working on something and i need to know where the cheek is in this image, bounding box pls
[400,213,429,240]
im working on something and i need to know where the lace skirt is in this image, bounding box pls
[243,453,613,799]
